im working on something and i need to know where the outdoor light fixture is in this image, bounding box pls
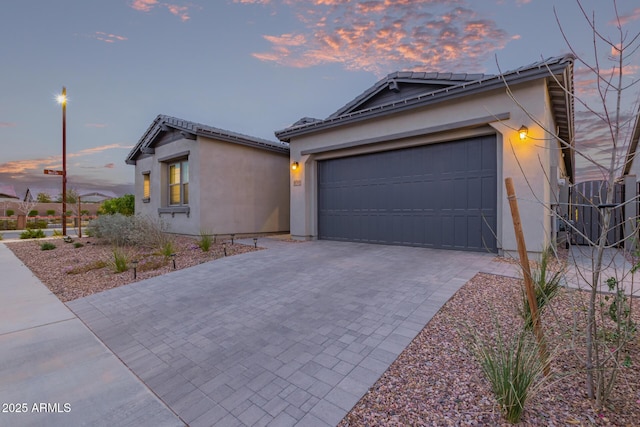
[132,260,139,279]
[230,234,235,244]
[518,125,528,140]
[223,242,227,257]
[56,87,68,236]
[253,237,258,248]
[291,161,299,171]
[170,253,176,269]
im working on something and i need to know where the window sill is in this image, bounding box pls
[158,206,190,217]
[142,198,150,203]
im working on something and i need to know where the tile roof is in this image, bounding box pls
[126,115,289,164]
[0,184,19,199]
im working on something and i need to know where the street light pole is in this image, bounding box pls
[57,87,67,236]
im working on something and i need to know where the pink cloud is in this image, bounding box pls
[246,1,511,75]
[0,144,129,174]
[95,32,128,43]
[130,0,158,12]
[129,0,193,21]
[611,7,640,26]
[0,122,17,128]
[85,123,108,128]
[104,163,116,169]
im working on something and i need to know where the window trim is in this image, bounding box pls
[167,159,189,207]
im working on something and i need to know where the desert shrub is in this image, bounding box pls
[40,242,56,251]
[52,229,63,237]
[66,259,108,275]
[74,242,84,248]
[28,210,38,217]
[46,210,56,216]
[26,220,48,229]
[198,230,213,252]
[473,326,546,424]
[6,209,14,216]
[520,248,562,330]
[111,247,130,273]
[0,233,3,240]
[160,240,175,258]
[138,257,168,272]
[20,229,45,239]
[88,214,170,248]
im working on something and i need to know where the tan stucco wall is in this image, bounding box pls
[197,137,290,235]
[288,79,566,255]
[134,135,289,236]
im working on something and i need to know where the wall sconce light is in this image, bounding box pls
[170,253,176,269]
[291,161,299,171]
[253,237,258,248]
[132,260,138,279]
[518,125,528,140]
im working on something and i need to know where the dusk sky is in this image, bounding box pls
[1,0,639,196]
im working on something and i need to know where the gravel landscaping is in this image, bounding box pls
[5,237,640,425]
[5,235,260,302]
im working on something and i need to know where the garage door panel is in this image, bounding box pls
[318,136,497,252]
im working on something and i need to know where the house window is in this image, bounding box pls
[142,172,150,202]
[168,160,189,205]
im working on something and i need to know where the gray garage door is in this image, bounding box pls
[318,135,497,252]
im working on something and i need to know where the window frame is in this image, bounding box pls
[167,159,189,207]
[142,171,150,203]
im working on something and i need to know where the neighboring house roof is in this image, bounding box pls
[0,184,19,199]
[24,187,60,202]
[126,115,290,165]
[275,54,575,179]
[622,106,640,177]
[77,189,118,201]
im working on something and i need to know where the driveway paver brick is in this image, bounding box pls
[67,239,508,425]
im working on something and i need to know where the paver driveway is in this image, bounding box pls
[68,239,501,426]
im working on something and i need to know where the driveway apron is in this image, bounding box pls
[68,239,502,426]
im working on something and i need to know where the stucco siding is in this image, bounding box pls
[288,79,560,255]
[198,137,290,235]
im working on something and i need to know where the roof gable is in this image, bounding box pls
[330,71,490,118]
[0,184,18,199]
[126,115,289,165]
[276,54,575,180]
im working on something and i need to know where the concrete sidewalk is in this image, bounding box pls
[0,243,183,427]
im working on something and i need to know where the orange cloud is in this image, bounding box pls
[0,122,17,128]
[129,0,192,21]
[611,7,640,26]
[95,32,128,43]
[246,1,511,75]
[0,144,130,174]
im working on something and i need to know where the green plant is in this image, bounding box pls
[46,210,56,216]
[74,242,84,248]
[473,326,547,424]
[6,209,14,216]
[26,220,48,229]
[520,248,562,330]
[52,229,63,237]
[198,231,213,252]
[160,240,175,258]
[0,233,3,241]
[20,229,46,239]
[28,210,38,217]
[40,242,56,250]
[111,247,129,273]
[98,194,135,216]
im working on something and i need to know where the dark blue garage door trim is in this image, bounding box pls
[317,136,497,252]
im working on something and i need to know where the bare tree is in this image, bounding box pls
[501,0,640,408]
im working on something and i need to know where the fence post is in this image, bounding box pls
[623,175,637,252]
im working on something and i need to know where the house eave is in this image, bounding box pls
[275,56,574,143]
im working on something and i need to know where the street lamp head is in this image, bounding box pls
[56,93,67,105]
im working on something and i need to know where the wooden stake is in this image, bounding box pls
[505,177,549,376]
